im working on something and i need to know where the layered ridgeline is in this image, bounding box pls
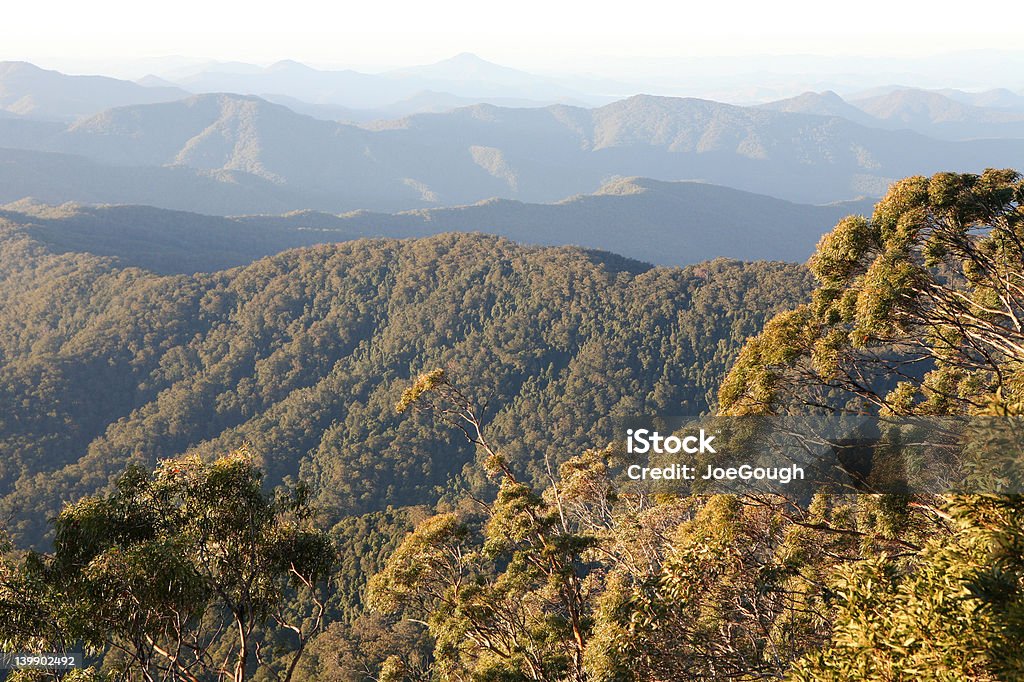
[0,179,874,272]
[0,61,188,121]
[761,87,1024,140]
[3,92,1024,211]
[0,55,591,122]
[0,222,811,545]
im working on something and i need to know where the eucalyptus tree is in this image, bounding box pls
[0,450,335,682]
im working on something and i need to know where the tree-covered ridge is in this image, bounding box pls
[0,228,812,545]
[353,169,1024,681]
[5,171,1023,680]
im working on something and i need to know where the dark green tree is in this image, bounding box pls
[0,449,335,682]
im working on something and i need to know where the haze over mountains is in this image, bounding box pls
[2,87,1024,213]
[171,54,602,112]
[36,49,1024,106]
[1,55,1023,269]
[0,55,605,122]
[762,87,1024,140]
[0,61,188,120]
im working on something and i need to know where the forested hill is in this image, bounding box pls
[0,228,811,545]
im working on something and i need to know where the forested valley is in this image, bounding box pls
[2,169,1024,681]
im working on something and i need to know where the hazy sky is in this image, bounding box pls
[3,0,1020,76]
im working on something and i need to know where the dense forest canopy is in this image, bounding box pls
[4,29,1024,681]
[357,169,1024,682]
[0,225,811,548]
[4,169,1023,681]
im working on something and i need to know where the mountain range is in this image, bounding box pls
[0,177,875,272]
[0,55,604,123]
[5,57,1024,133]
[3,89,1023,212]
[763,87,1024,140]
[168,53,602,112]
[0,61,188,121]
[154,52,1024,114]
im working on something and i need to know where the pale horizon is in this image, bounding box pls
[3,0,1022,84]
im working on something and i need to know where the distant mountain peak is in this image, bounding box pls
[593,177,652,196]
[800,90,845,103]
[0,61,50,77]
[137,74,181,89]
[267,59,316,73]
[0,61,189,120]
[391,52,536,82]
[759,90,876,125]
[852,88,980,123]
[445,52,492,65]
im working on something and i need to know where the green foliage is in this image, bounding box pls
[720,168,1024,417]
[371,380,617,681]
[295,613,432,682]
[0,230,810,546]
[0,451,335,682]
[327,508,418,626]
[17,168,1024,680]
[368,471,598,682]
[789,495,1024,681]
[371,371,936,681]
[714,169,1024,680]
